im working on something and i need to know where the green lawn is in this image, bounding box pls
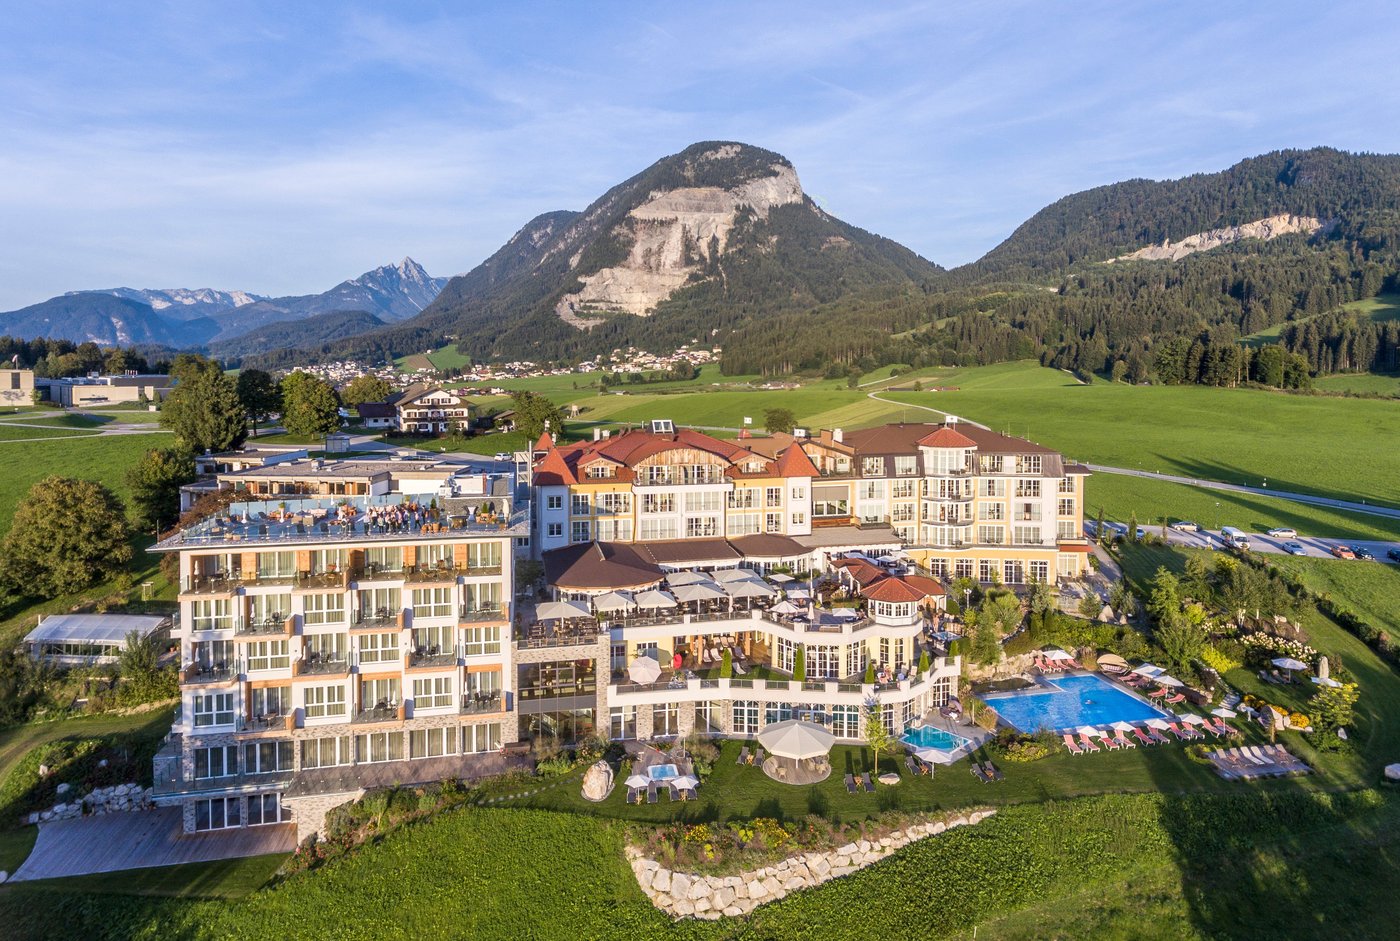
[879,361,1400,508]
[1258,555,1400,634]
[0,433,165,531]
[13,852,284,899]
[1312,372,1400,395]
[0,425,100,441]
[1087,472,1400,542]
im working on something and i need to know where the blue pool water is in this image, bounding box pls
[900,725,969,752]
[647,764,679,781]
[982,674,1171,733]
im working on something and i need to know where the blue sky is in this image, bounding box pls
[2,0,1398,309]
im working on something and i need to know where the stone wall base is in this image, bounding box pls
[628,809,995,919]
[283,790,364,842]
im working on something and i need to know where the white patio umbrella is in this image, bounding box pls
[1145,718,1172,731]
[787,588,811,600]
[672,582,726,603]
[665,570,711,586]
[915,746,958,765]
[1132,663,1164,676]
[830,607,861,620]
[536,600,591,621]
[770,600,802,615]
[1110,720,1136,732]
[1271,656,1307,680]
[1075,724,1103,737]
[1154,674,1184,688]
[767,572,795,583]
[671,774,700,790]
[627,655,662,685]
[1044,649,1074,661]
[1181,713,1207,726]
[713,568,756,583]
[591,590,636,613]
[1211,707,1238,718]
[624,774,650,789]
[633,588,678,609]
[758,719,835,760]
[724,579,777,599]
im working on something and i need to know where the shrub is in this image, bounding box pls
[988,728,1053,762]
[535,756,573,778]
[1199,644,1242,674]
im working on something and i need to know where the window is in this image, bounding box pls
[639,519,678,541]
[980,478,1005,497]
[641,493,675,513]
[732,701,759,736]
[861,456,885,476]
[891,479,916,499]
[358,632,399,664]
[764,487,783,508]
[790,486,806,501]
[189,598,234,632]
[570,520,591,543]
[656,703,680,737]
[413,676,454,710]
[894,455,918,476]
[776,637,796,672]
[412,587,454,619]
[685,491,724,513]
[845,643,867,678]
[685,517,719,537]
[462,625,502,656]
[790,511,806,526]
[256,551,296,579]
[1013,526,1042,546]
[609,705,637,740]
[892,503,915,522]
[464,722,502,753]
[978,503,1005,521]
[697,701,720,735]
[304,684,346,719]
[193,693,234,728]
[571,494,591,515]
[977,525,1004,545]
[466,542,502,569]
[1058,477,1076,494]
[1016,455,1043,474]
[547,522,563,538]
[595,518,632,541]
[832,705,860,739]
[1057,521,1080,540]
[1058,498,1075,516]
[1015,479,1042,498]
[245,640,290,672]
[763,512,782,533]
[955,558,974,579]
[859,480,883,501]
[978,560,998,583]
[249,593,291,624]
[410,727,459,758]
[596,492,631,514]
[194,745,238,779]
[300,736,352,769]
[584,463,615,479]
[247,794,285,826]
[1004,560,1024,584]
[726,514,760,536]
[355,731,405,763]
[1029,560,1050,583]
[979,454,1004,474]
[728,488,758,509]
[194,797,241,831]
[364,546,403,573]
[249,685,290,716]
[357,587,400,623]
[546,495,563,511]
[243,740,293,774]
[303,593,346,626]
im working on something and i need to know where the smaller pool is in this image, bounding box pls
[900,726,968,752]
[647,764,679,781]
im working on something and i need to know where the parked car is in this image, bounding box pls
[1388,547,1400,562]
[493,452,513,462]
[1353,546,1375,561]
[1266,527,1298,539]
[1330,544,1357,560]
[1170,520,1200,532]
[1281,541,1307,556]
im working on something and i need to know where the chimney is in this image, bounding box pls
[832,428,843,443]
[593,427,602,441]
[602,429,610,439]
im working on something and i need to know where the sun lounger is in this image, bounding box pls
[1147,727,1170,745]
[1166,722,1193,740]
[736,746,750,765]
[732,659,747,676]
[1146,687,1167,699]
[1238,747,1269,766]
[1099,734,1121,750]
[1067,659,1083,670]
[1165,693,1187,705]
[844,773,858,794]
[1062,733,1085,755]
[971,762,992,783]
[1211,718,1236,736]
[860,772,875,792]
[906,755,921,776]
[1132,727,1155,746]
[647,784,659,804]
[985,760,1005,781]
[755,748,766,766]
[626,787,641,804]
[1113,731,1136,749]
[1078,734,1102,752]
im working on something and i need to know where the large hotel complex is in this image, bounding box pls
[152,418,1090,837]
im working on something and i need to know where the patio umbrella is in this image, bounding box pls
[1317,655,1330,680]
[1110,720,1136,732]
[1310,676,1343,688]
[758,719,835,760]
[671,774,699,790]
[672,582,725,603]
[665,570,711,586]
[830,607,861,620]
[770,600,802,615]
[624,774,650,789]
[1271,656,1307,680]
[591,590,636,613]
[1145,718,1172,731]
[627,655,662,685]
[915,746,958,765]
[1211,707,1238,718]
[1075,724,1103,737]
[634,588,678,609]
[1181,713,1207,726]
[1154,674,1184,687]
[724,579,777,599]
[1044,649,1074,661]
[767,572,794,583]
[787,588,811,600]
[536,600,591,621]
[1132,663,1164,676]
[713,568,755,583]
[1098,653,1129,671]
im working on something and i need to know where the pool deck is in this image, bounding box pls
[981,670,1174,733]
[907,711,992,763]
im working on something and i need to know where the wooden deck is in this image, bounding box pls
[12,808,296,882]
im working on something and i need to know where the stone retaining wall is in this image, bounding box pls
[26,782,154,824]
[627,809,995,919]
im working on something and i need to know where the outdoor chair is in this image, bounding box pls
[755,748,766,766]
[1078,734,1101,752]
[1165,693,1187,705]
[905,755,920,776]
[1147,727,1170,745]
[646,784,659,804]
[736,746,750,765]
[1132,728,1155,746]
[985,761,1005,781]
[970,763,992,783]
[1113,731,1136,749]
[844,774,857,794]
[1062,734,1085,755]
[860,772,875,792]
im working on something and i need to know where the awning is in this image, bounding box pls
[536,600,591,620]
[591,591,636,613]
[671,582,725,603]
[634,589,678,609]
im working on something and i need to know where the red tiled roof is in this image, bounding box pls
[917,427,977,449]
[533,447,576,486]
[534,431,554,452]
[774,444,819,478]
[861,577,929,603]
[901,574,946,596]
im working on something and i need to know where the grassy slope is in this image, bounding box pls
[880,361,1400,508]
[1260,555,1400,633]
[0,433,165,531]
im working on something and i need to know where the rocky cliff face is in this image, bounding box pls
[557,150,806,327]
[1112,213,1329,263]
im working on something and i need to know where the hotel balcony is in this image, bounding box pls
[182,662,239,684]
[461,691,507,716]
[352,702,407,725]
[296,654,351,677]
[352,610,406,632]
[234,616,295,638]
[405,563,467,585]
[181,574,240,596]
[236,713,296,735]
[460,604,507,623]
[407,645,459,669]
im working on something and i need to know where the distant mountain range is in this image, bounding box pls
[0,258,447,354]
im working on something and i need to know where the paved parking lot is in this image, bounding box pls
[1092,522,1400,561]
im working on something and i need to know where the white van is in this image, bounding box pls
[1220,527,1251,551]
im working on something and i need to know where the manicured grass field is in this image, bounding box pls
[880,361,1400,508]
[0,425,99,441]
[1312,372,1400,395]
[0,433,166,530]
[13,852,284,899]
[1086,472,1400,542]
[1258,554,1400,633]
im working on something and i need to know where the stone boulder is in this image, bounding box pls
[580,761,614,802]
[1384,763,1400,781]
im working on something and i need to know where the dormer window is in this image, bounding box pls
[861,457,885,476]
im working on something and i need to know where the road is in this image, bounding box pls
[1093,521,1400,563]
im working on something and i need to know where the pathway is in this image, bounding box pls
[12,808,295,881]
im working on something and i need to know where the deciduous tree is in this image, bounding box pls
[280,371,341,437]
[0,476,132,596]
[236,369,281,436]
[763,407,797,435]
[161,368,246,453]
[341,374,393,408]
[128,447,196,531]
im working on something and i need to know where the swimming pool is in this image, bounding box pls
[900,725,969,752]
[982,674,1171,733]
[647,763,679,781]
